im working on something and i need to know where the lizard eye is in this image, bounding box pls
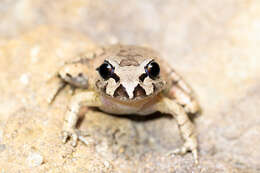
[145,60,160,79]
[97,61,114,80]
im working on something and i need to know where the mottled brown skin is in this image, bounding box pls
[47,44,201,163]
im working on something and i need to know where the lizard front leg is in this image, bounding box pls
[46,74,66,104]
[155,96,198,163]
[46,62,90,104]
[62,90,101,146]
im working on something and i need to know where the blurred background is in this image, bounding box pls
[0,0,259,172]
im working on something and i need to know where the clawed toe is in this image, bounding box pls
[62,129,91,147]
[168,146,198,164]
[62,131,70,143]
[62,130,79,147]
[168,146,188,156]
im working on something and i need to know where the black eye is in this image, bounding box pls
[97,61,114,80]
[145,60,160,79]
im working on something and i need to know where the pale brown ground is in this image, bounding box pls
[0,1,260,172]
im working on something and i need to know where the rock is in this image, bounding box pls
[0,1,260,172]
[26,152,44,167]
[0,144,5,153]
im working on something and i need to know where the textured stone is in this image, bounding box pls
[26,152,44,167]
[0,0,260,172]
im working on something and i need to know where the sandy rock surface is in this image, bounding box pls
[0,0,260,172]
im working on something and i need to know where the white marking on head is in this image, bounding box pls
[106,78,120,96]
[121,81,139,99]
[101,57,162,100]
[140,77,154,95]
